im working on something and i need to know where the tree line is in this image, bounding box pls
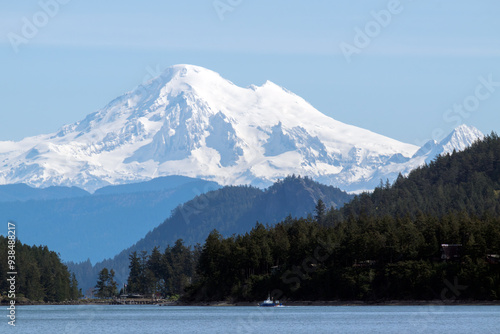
[185,212,500,301]
[95,239,198,298]
[108,210,499,301]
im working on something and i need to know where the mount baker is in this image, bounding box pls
[0,64,484,193]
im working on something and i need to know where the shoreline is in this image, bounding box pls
[4,298,500,307]
[177,300,500,307]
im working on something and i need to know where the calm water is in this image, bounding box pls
[2,305,499,333]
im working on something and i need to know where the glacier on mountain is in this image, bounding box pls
[0,65,485,193]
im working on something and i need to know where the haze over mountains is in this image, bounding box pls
[0,64,484,193]
[0,176,220,262]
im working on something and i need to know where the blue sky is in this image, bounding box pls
[1,0,499,146]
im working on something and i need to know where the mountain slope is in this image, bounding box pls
[0,64,426,193]
[68,176,353,290]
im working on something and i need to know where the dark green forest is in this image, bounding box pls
[124,134,500,302]
[0,236,80,302]
[186,213,499,301]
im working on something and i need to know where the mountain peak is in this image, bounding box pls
[440,124,484,153]
[158,64,221,81]
[412,124,484,163]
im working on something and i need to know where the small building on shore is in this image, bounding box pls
[441,244,462,261]
[486,254,500,265]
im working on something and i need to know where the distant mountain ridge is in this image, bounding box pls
[0,176,220,263]
[93,175,209,196]
[0,184,89,202]
[0,64,483,193]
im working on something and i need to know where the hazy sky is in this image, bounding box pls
[1,0,499,146]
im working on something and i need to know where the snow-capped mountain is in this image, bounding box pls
[0,65,485,193]
[412,125,485,163]
[354,124,485,192]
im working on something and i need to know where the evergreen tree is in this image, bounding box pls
[314,199,326,224]
[95,268,118,298]
[127,251,142,294]
[108,269,118,297]
[70,272,81,300]
[95,268,109,298]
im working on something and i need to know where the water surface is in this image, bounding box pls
[2,305,498,333]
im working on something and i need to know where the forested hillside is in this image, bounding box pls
[186,214,500,302]
[139,175,351,250]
